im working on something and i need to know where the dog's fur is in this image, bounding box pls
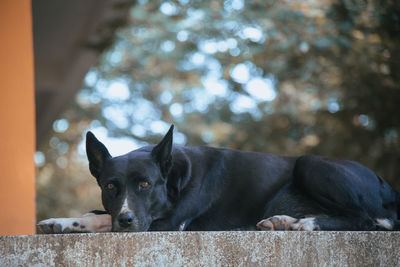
[38,125,400,233]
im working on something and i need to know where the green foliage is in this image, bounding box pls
[36,0,400,220]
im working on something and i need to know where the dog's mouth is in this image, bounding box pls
[112,227,147,232]
[112,219,188,232]
[112,223,150,232]
[111,216,151,232]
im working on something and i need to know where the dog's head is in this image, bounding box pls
[86,125,175,232]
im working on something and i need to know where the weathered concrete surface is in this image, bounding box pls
[1,232,399,266]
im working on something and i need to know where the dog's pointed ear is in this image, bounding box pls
[151,125,174,177]
[86,131,112,179]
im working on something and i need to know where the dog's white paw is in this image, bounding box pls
[256,215,298,230]
[37,213,112,234]
[291,217,319,231]
[37,218,85,234]
[257,215,319,231]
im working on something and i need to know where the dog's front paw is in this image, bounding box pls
[37,218,85,234]
[257,215,298,231]
[256,215,319,231]
[37,213,112,234]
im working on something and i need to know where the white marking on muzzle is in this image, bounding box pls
[120,197,132,214]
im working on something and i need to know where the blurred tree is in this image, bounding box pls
[36,0,400,221]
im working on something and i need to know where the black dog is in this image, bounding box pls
[38,125,400,233]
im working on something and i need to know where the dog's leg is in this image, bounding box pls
[257,215,394,231]
[37,211,112,234]
[259,180,383,231]
[258,155,400,231]
[292,155,400,231]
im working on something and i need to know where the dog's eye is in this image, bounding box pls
[139,181,150,189]
[106,183,115,190]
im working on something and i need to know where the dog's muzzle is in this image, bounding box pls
[114,211,150,232]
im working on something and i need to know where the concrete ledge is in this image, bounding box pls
[1,232,400,266]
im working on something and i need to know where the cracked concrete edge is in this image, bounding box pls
[1,231,400,266]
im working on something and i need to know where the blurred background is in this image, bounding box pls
[34,0,400,221]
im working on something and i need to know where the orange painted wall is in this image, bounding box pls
[0,0,36,235]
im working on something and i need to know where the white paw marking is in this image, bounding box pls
[37,213,112,234]
[291,217,318,231]
[376,218,393,230]
[257,215,319,231]
[178,221,186,231]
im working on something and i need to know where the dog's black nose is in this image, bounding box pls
[118,212,134,228]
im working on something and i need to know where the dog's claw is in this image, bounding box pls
[37,219,63,234]
[53,223,63,233]
[37,222,53,234]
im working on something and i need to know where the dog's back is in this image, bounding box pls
[166,145,297,230]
